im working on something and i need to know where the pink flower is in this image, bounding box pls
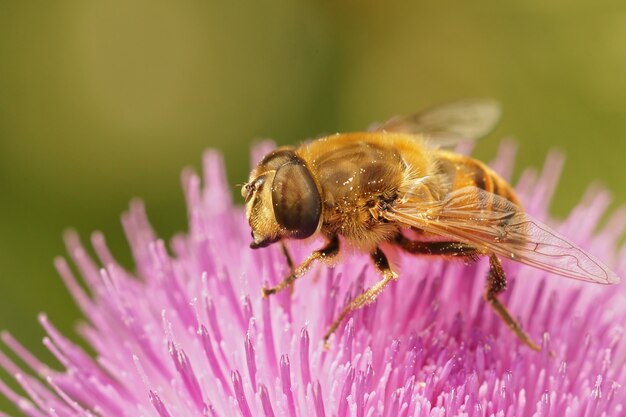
[1,141,625,417]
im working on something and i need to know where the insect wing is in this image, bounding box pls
[387,186,619,284]
[371,99,501,147]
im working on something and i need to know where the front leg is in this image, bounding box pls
[323,247,398,346]
[262,235,339,297]
[280,240,295,271]
[279,241,297,294]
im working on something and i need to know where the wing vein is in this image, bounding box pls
[386,186,619,284]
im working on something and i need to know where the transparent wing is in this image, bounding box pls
[371,99,501,147]
[385,186,619,284]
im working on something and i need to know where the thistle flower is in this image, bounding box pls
[1,141,625,417]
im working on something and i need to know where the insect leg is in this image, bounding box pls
[323,247,398,346]
[262,236,339,297]
[279,241,297,295]
[280,240,295,271]
[485,254,541,351]
[394,234,480,259]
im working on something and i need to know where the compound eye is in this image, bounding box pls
[271,163,321,239]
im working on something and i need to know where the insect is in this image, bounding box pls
[242,99,620,351]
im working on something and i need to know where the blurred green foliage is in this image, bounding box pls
[1,1,625,412]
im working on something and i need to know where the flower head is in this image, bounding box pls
[1,141,625,416]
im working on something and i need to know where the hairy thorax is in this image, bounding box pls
[297,133,435,251]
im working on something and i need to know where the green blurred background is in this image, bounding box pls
[1,1,625,411]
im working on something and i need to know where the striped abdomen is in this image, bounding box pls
[434,150,520,206]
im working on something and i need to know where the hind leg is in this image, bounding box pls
[485,254,540,351]
[396,235,540,351]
